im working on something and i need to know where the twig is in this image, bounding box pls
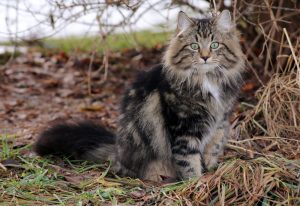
[87,50,96,96]
[283,28,300,86]
[0,163,7,171]
[226,143,262,156]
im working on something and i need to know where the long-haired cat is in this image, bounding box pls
[35,10,245,181]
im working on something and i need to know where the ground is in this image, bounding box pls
[0,47,299,205]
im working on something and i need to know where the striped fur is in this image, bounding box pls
[35,10,245,182]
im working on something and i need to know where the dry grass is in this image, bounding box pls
[150,157,299,205]
[239,36,300,141]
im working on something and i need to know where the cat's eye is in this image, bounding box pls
[190,43,199,50]
[210,42,219,49]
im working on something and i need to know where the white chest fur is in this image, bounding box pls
[202,78,220,102]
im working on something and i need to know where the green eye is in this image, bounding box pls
[190,43,199,50]
[210,42,219,49]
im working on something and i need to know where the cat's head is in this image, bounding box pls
[164,10,244,83]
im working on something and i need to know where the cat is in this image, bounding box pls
[34,10,245,182]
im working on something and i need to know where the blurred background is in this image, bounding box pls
[0,0,211,53]
[0,0,298,73]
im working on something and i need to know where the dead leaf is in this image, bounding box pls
[64,175,86,184]
[80,105,104,112]
[129,189,146,199]
[242,82,257,92]
[1,159,23,169]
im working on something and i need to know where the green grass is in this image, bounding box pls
[0,134,136,205]
[0,30,170,55]
[1,133,300,205]
[0,134,185,205]
[43,30,170,53]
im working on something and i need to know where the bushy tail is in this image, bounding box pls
[34,121,116,162]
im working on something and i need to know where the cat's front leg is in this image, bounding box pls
[203,122,229,170]
[172,136,205,179]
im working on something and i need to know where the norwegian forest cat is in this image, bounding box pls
[35,10,245,181]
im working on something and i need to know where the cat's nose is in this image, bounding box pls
[200,50,210,62]
[201,56,209,62]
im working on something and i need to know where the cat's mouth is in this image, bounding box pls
[197,63,217,70]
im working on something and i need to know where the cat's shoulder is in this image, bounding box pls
[121,64,166,110]
[132,64,165,92]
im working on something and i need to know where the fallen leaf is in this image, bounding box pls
[129,189,146,199]
[64,175,86,184]
[80,105,104,112]
[242,82,257,92]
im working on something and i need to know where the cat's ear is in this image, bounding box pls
[215,10,234,32]
[177,11,194,35]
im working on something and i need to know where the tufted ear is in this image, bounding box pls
[177,11,194,35]
[215,10,234,32]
